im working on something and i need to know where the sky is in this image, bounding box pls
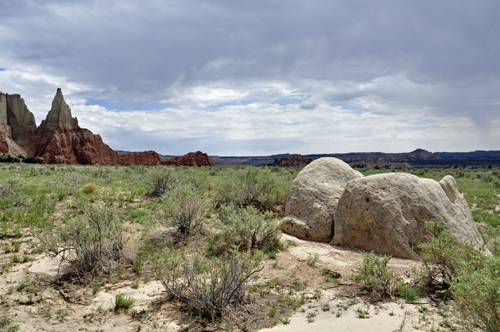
[0,0,499,156]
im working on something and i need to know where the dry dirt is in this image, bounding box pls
[1,231,459,332]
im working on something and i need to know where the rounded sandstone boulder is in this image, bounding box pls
[331,173,487,259]
[281,157,364,241]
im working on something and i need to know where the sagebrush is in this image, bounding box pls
[156,249,262,320]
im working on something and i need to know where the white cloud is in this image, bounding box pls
[0,0,499,155]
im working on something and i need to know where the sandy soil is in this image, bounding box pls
[0,232,458,331]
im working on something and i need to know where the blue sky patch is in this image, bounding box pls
[206,99,258,110]
[272,94,311,106]
[330,102,371,115]
[85,98,175,111]
[0,68,6,71]
[285,121,304,126]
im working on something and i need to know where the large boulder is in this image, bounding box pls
[332,173,487,259]
[281,158,364,241]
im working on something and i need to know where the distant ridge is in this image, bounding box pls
[209,149,500,167]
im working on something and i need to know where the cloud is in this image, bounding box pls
[299,101,317,110]
[0,0,499,154]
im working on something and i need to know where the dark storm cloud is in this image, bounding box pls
[2,1,498,97]
[1,0,499,154]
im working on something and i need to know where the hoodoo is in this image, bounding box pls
[31,89,165,165]
[0,89,213,166]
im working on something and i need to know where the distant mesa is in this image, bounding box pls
[0,89,213,166]
[273,154,313,167]
[349,161,412,169]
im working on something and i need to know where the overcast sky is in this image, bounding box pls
[1,0,499,156]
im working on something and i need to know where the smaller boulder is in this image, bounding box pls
[332,173,487,259]
[281,158,363,241]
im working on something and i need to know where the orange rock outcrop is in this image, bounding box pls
[162,151,215,166]
[0,88,212,166]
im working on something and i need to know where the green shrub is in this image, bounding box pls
[133,253,142,274]
[353,251,396,298]
[395,283,421,302]
[453,254,500,332]
[416,219,499,330]
[214,204,281,252]
[82,183,96,194]
[162,184,210,235]
[416,220,484,288]
[212,167,292,209]
[155,249,262,320]
[144,167,178,197]
[38,206,124,282]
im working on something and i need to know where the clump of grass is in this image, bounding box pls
[115,294,136,310]
[133,254,142,274]
[353,251,396,298]
[56,309,68,319]
[320,268,340,283]
[356,307,370,318]
[91,283,100,295]
[306,253,319,266]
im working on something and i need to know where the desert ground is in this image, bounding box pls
[0,164,498,331]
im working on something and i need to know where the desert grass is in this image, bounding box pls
[0,163,499,330]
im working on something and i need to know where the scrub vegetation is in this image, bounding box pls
[0,163,499,330]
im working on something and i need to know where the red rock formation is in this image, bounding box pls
[30,89,167,165]
[0,131,9,154]
[162,151,214,166]
[273,154,313,167]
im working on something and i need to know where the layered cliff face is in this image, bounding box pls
[0,88,212,166]
[0,91,36,157]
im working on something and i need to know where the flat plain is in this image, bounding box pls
[0,164,499,331]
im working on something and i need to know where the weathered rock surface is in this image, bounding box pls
[0,91,35,156]
[162,151,214,166]
[281,158,364,241]
[0,92,9,136]
[6,93,37,144]
[273,154,313,167]
[332,173,487,259]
